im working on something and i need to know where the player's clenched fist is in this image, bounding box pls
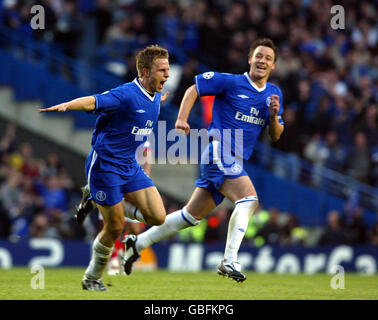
[39,103,69,113]
[175,118,190,135]
[269,94,280,119]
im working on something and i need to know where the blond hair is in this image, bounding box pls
[136,45,169,77]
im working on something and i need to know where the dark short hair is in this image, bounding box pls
[248,38,278,62]
[136,45,169,77]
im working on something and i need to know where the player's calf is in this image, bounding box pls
[103,222,125,243]
[139,206,166,226]
[121,208,200,275]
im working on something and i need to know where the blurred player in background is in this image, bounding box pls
[122,38,284,282]
[40,45,170,291]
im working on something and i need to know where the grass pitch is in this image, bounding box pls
[0,267,377,300]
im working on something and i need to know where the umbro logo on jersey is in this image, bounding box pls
[136,109,146,113]
[237,94,249,99]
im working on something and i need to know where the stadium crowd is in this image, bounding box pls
[0,0,376,244]
[1,0,376,187]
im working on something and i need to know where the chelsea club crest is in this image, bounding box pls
[266,96,271,107]
[96,190,106,202]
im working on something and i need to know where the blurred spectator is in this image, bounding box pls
[341,207,368,245]
[322,130,346,172]
[120,52,137,83]
[274,108,302,156]
[0,122,16,157]
[370,223,378,246]
[273,108,302,181]
[41,152,63,178]
[198,13,226,68]
[292,79,314,136]
[255,207,283,245]
[19,143,40,178]
[360,104,377,150]
[54,0,82,57]
[281,214,307,246]
[344,131,371,183]
[35,175,68,212]
[204,207,229,243]
[0,171,23,220]
[29,213,49,238]
[0,201,11,237]
[0,124,88,240]
[303,133,325,186]
[172,58,199,107]
[179,4,203,54]
[319,210,346,245]
[93,0,112,45]
[303,133,324,166]
[309,96,334,136]
[245,204,270,246]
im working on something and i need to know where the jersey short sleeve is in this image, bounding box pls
[92,85,128,114]
[194,72,233,97]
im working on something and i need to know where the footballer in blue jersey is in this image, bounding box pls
[122,38,284,283]
[193,70,284,204]
[40,45,170,291]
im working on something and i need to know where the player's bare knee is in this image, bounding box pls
[145,212,165,226]
[185,205,206,221]
[154,213,166,225]
[141,206,165,226]
[235,195,259,217]
[105,222,124,240]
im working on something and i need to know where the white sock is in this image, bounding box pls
[124,202,146,224]
[84,235,114,280]
[224,196,258,264]
[136,207,200,252]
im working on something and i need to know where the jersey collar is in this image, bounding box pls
[244,72,266,92]
[133,78,156,101]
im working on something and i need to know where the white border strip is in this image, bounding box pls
[212,140,226,173]
[87,150,98,190]
[244,72,266,92]
[133,78,155,101]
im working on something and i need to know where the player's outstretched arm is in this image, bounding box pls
[39,96,96,113]
[175,84,198,135]
[268,94,284,142]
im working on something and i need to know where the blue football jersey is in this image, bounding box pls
[195,71,284,160]
[91,78,161,165]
